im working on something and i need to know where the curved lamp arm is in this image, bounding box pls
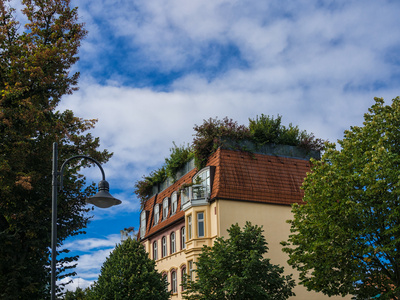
[51,142,121,300]
[59,155,106,190]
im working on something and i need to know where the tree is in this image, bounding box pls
[183,222,295,300]
[282,97,400,299]
[88,238,171,300]
[0,1,110,299]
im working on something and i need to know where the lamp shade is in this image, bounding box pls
[86,180,122,208]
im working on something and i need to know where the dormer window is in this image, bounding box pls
[171,191,178,215]
[180,185,191,207]
[162,197,169,220]
[192,167,211,200]
[180,166,215,211]
[154,204,160,225]
[140,210,147,238]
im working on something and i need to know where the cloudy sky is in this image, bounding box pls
[35,0,400,291]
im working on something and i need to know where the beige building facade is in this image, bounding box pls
[139,147,351,299]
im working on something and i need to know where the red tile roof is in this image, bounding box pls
[140,147,311,239]
[210,148,310,205]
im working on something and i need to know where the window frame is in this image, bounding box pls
[187,215,192,240]
[162,236,167,257]
[181,226,186,250]
[140,210,146,238]
[188,260,194,281]
[171,269,177,294]
[171,191,178,215]
[154,204,160,225]
[197,212,205,238]
[170,232,176,254]
[153,241,158,260]
[162,197,169,220]
[181,266,187,291]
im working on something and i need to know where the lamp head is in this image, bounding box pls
[87,180,122,208]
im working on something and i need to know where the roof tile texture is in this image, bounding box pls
[211,148,310,205]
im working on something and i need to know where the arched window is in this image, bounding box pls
[171,270,177,293]
[181,266,187,291]
[181,226,186,250]
[192,167,211,199]
[162,197,169,220]
[162,236,167,257]
[170,232,176,254]
[171,191,178,215]
[153,241,158,260]
[162,272,168,291]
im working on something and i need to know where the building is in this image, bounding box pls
[139,145,350,299]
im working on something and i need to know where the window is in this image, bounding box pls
[181,186,191,206]
[187,215,192,240]
[170,232,176,254]
[162,236,167,257]
[154,204,160,225]
[153,241,158,260]
[192,168,211,199]
[171,192,178,215]
[188,260,194,281]
[162,272,168,291]
[140,211,146,238]
[181,226,186,249]
[171,270,177,293]
[197,212,204,237]
[162,197,169,220]
[181,266,187,291]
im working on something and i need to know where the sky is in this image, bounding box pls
[18,0,400,292]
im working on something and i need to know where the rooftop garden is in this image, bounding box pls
[134,115,325,206]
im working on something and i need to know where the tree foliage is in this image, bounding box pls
[249,114,324,151]
[87,238,170,300]
[183,222,295,300]
[0,1,110,299]
[282,97,400,299]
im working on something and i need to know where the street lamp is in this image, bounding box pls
[51,142,121,300]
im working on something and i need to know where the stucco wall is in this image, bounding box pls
[216,199,351,300]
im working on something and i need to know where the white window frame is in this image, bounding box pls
[192,167,211,200]
[181,226,186,249]
[162,236,167,257]
[170,232,176,254]
[140,210,146,238]
[188,260,193,281]
[187,215,192,240]
[181,266,187,291]
[154,204,160,225]
[171,270,177,293]
[197,212,205,237]
[171,191,178,215]
[153,241,158,260]
[162,197,169,220]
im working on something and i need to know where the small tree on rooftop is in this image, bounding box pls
[192,117,251,169]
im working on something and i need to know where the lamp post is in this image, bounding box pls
[51,142,121,300]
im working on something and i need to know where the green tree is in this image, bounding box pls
[183,222,295,300]
[0,0,110,299]
[88,238,171,300]
[282,97,400,299]
[63,287,86,300]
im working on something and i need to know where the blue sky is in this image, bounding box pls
[26,0,400,291]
